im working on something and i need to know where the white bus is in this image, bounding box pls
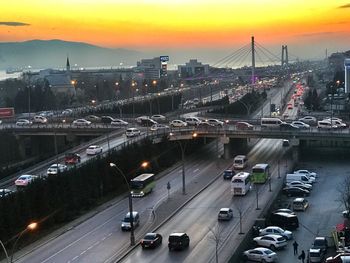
[233,155,248,169]
[231,172,251,196]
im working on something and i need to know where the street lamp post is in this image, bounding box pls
[109,163,135,246]
[0,239,9,263]
[10,222,37,263]
[255,184,260,210]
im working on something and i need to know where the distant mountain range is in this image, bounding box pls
[0,39,143,70]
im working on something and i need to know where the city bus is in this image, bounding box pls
[130,173,155,197]
[251,163,270,184]
[231,172,251,196]
[233,155,248,169]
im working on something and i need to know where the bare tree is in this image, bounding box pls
[235,197,245,234]
[208,225,225,263]
[338,175,350,214]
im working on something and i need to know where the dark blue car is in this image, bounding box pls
[223,169,235,180]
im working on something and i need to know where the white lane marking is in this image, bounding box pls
[71,256,79,261]
[193,168,199,173]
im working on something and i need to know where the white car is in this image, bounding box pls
[86,145,103,155]
[206,119,224,127]
[253,234,287,250]
[15,174,38,187]
[242,247,278,263]
[298,116,317,125]
[259,226,293,240]
[111,119,128,126]
[150,124,170,131]
[294,169,317,179]
[62,109,73,115]
[73,119,91,126]
[151,114,166,122]
[286,180,312,191]
[47,164,68,175]
[170,120,187,127]
[324,119,347,128]
[291,121,310,129]
[136,116,149,124]
[185,117,201,126]
[126,128,141,137]
[16,119,32,126]
[33,115,48,124]
[218,208,233,221]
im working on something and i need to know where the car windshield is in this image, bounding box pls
[265,249,273,255]
[277,237,285,241]
[219,211,228,214]
[144,234,156,240]
[314,239,325,246]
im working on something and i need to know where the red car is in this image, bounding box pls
[64,153,81,165]
[235,121,253,130]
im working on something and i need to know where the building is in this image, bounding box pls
[345,59,350,93]
[178,59,209,78]
[135,57,162,80]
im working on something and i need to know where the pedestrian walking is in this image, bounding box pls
[298,250,305,263]
[293,240,299,255]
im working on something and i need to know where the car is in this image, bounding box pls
[259,226,293,240]
[291,121,310,129]
[0,189,13,198]
[312,237,328,253]
[292,197,309,211]
[253,234,287,250]
[223,169,235,180]
[324,119,347,129]
[61,109,73,115]
[85,115,101,122]
[136,115,149,124]
[111,119,128,126]
[286,181,313,191]
[15,174,38,188]
[121,211,140,231]
[32,115,48,124]
[140,118,157,127]
[218,208,233,221]
[140,233,163,249]
[64,153,81,165]
[298,116,317,125]
[185,117,201,126]
[279,123,299,130]
[308,248,326,263]
[72,119,91,126]
[16,119,32,126]
[242,247,278,263]
[197,121,215,128]
[282,139,290,147]
[236,121,254,130]
[283,186,310,197]
[168,233,190,251]
[47,163,68,175]
[273,208,295,215]
[326,253,350,263]
[294,170,317,179]
[151,114,166,122]
[206,119,224,127]
[317,120,337,129]
[150,123,170,131]
[101,116,115,124]
[170,120,187,127]
[270,212,299,230]
[126,128,141,137]
[86,145,103,155]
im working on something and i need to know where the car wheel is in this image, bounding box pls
[270,244,276,250]
[261,259,266,263]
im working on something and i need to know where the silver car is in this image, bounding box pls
[259,226,293,240]
[242,247,278,262]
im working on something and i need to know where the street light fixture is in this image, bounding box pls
[109,163,135,246]
[10,222,38,263]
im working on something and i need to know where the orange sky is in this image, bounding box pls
[0,0,349,52]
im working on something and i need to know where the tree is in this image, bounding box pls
[235,198,245,234]
[338,175,350,213]
[208,225,225,263]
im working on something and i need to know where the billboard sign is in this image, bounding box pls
[0,107,15,118]
[160,56,169,62]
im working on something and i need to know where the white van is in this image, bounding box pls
[286,174,313,184]
[317,120,337,129]
[233,155,248,169]
[261,118,283,128]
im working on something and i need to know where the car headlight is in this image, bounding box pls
[140,191,144,196]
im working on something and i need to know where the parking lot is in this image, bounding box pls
[245,157,350,262]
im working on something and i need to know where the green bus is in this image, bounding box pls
[251,163,270,184]
[130,173,155,197]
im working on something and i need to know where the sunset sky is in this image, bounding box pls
[1,0,350,62]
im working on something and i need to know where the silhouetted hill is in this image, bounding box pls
[0,39,142,69]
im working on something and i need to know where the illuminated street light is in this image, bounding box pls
[11,222,38,263]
